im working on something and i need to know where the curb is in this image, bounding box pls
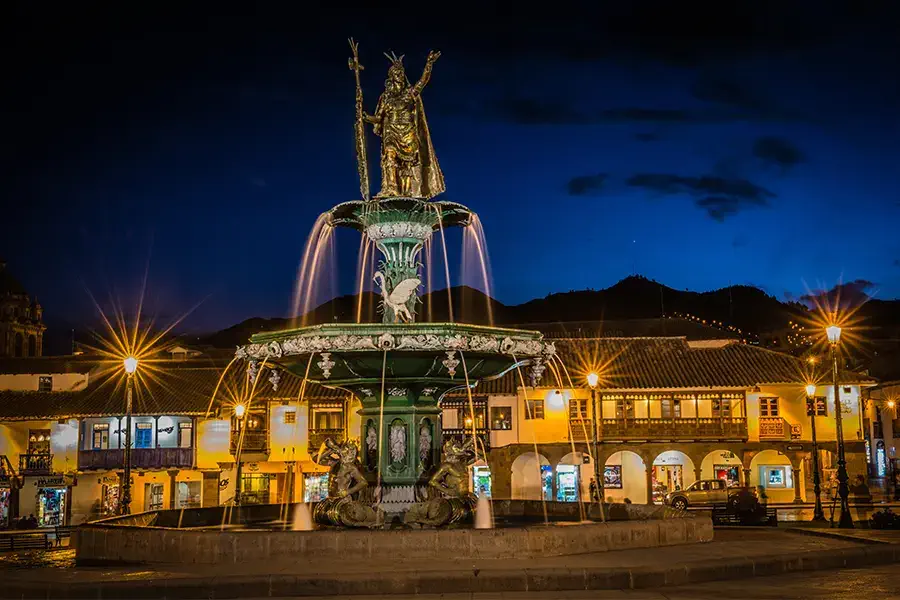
[5,544,899,599]
[781,526,893,545]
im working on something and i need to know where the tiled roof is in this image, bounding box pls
[0,357,97,375]
[0,365,346,421]
[452,337,874,395]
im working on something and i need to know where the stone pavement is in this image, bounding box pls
[2,529,899,598]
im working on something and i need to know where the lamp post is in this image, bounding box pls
[806,383,826,522]
[587,372,603,512]
[121,356,138,515]
[233,403,247,507]
[827,324,854,528]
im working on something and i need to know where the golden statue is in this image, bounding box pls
[312,438,383,528]
[404,437,477,528]
[358,50,446,200]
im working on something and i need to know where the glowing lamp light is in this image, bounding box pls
[234,404,247,419]
[549,390,566,410]
[805,384,816,398]
[123,356,139,374]
[888,400,896,409]
[587,372,599,389]
[826,325,842,345]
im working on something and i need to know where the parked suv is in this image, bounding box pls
[665,479,754,510]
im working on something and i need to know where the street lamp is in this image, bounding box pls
[586,372,603,515]
[828,324,854,528]
[806,383,826,522]
[121,356,138,515]
[233,404,247,507]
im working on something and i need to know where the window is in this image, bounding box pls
[312,409,343,430]
[615,397,635,419]
[759,397,779,417]
[762,466,789,488]
[806,397,827,417]
[27,429,51,454]
[524,399,544,420]
[456,406,487,429]
[712,398,732,418]
[135,423,153,449]
[490,407,512,430]
[145,483,164,511]
[92,424,110,450]
[178,422,193,448]
[38,376,52,392]
[568,398,588,419]
[283,410,297,424]
[661,397,681,418]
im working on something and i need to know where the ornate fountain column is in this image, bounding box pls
[360,207,436,324]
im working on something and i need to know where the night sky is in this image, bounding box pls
[4,3,900,333]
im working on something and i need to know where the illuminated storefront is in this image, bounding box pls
[303,473,328,502]
[472,465,491,497]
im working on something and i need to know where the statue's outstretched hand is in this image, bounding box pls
[427,50,441,63]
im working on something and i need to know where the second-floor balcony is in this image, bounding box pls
[231,430,269,457]
[19,453,53,475]
[442,427,490,452]
[77,448,194,471]
[597,417,748,441]
[308,429,345,454]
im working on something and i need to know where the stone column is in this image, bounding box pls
[742,468,751,488]
[693,464,703,485]
[201,471,220,507]
[167,470,179,509]
[646,464,655,504]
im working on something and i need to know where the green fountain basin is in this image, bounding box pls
[239,322,555,400]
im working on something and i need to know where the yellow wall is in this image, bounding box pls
[196,418,231,469]
[0,420,79,473]
[749,384,864,443]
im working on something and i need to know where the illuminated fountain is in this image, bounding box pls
[236,42,554,525]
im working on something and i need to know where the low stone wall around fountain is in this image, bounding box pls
[73,501,712,566]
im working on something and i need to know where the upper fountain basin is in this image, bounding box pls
[237,322,555,399]
[329,197,474,234]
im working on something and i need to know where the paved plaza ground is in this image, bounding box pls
[1,527,899,598]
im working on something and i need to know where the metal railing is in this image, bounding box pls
[307,429,345,454]
[19,453,53,475]
[597,417,748,440]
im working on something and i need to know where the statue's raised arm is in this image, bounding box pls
[410,50,440,97]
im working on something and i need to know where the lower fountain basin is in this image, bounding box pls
[73,501,712,566]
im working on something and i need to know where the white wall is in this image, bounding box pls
[0,373,89,392]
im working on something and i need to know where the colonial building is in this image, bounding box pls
[0,261,45,358]
[0,337,877,527]
[443,337,875,507]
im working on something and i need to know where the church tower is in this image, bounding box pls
[0,260,45,357]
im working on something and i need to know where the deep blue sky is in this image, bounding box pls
[3,2,900,333]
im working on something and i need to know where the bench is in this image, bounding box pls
[0,533,50,552]
[54,525,74,547]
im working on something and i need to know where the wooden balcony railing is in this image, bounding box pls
[598,417,748,441]
[569,419,594,442]
[758,417,790,440]
[19,453,53,475]
[442,428,490,452]
[77,448,194,471]
[307,429,345,454]
[0,455,16,484]
[230,430,269,456]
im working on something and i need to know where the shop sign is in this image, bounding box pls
[35,476,67,488]
[787,445,803,451]
[719,451,736,460]
[99,475,119,485]
[582,455,591,464]
[219,478,230,488]
[247,463,260,472]
[790,424,802,441]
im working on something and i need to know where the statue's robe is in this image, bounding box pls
[373,89,445,199]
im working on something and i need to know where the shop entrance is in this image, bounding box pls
[303,473,328,502]
[556,465,579,502]
[472,465,491,497]
[0,487,10,528]
[652,450,695,504]
[37,487,67,527]
[101,483,120,517]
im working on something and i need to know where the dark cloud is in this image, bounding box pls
[566,174,608,196]
[691,77,765,112]
[753,137,805,170]
[626,173,774,221]
[799,279,876,309]
[487,97,590,125]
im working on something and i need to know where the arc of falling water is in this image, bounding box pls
[291,213,330,327]
[431,204,454,323]
[547,361,587,522]
[512,357,549,526]
[553,354,605,522]
[458,351,480,464]
[281,353,314,528]
[204,355,239,418]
